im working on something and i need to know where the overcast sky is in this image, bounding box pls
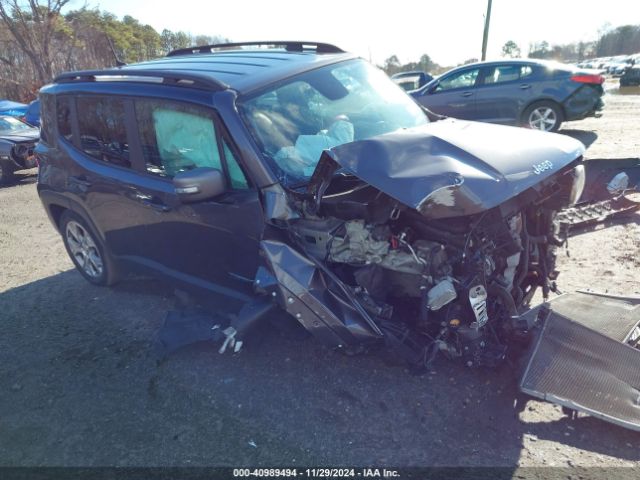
[88,0,640,66]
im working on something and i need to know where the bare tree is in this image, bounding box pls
[0,0,71,84]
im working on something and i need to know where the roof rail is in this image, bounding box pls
[53,68,228,91]
[167,41,344,57]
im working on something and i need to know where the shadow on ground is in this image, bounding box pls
[0,169,37,190]
[1,270,639,467]
[560,129,598,150]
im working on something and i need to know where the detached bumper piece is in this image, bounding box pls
[520,291,640,431]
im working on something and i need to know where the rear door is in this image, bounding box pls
[416,67,480,120]
[474,64,536,124]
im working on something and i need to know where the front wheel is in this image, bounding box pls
[60,211,120,286]
[522,101,563,132]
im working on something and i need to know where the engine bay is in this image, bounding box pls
[288,169,577,367]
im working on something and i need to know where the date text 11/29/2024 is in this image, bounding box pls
[233,468,400,478]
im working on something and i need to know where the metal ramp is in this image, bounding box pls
[519,291,640,431]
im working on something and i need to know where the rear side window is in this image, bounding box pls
[521,65,533,79]
[482,65,521,84]
[39,95,55,144]
[134,99,249,188]
[76,97,131,168]
[56,96,73,143]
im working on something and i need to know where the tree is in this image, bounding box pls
[0,0,71,84]
[382,54,401,74]
[0,3,228,101]
[528,41,550,59]
[501,40,521,58]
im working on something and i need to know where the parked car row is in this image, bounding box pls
[390,70,434,91]
[577,53,639,76]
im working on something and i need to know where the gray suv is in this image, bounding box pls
[37,42,587,369]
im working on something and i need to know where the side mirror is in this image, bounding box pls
[173,167,225,203]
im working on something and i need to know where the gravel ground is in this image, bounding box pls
[1,85,639,470]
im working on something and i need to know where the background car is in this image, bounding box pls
[620,66,640,87]
[0,114,39,184]
[412,59,604,132]
[390,70,433,92]
[0,99,28,118]
[21,99,40,127]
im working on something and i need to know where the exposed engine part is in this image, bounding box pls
[427,279,457,311]
[469,285,489,329]
[10,142,37,169]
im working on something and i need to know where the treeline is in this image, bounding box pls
[382,23,640,78]
[0,0,227,102]
[529,24,640,61]
[380,53,458,77]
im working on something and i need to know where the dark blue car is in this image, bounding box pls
[22,99,40,127]
[0,99,28,118]
[412,59,604,132]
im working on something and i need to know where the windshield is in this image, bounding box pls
[239,59,428,186]
[0,116,32,134]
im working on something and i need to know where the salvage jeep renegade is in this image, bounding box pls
[37,42,640,431]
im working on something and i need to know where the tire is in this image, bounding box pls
[59,210,120,286]
[0,160,15,186]
[522,101,563,132]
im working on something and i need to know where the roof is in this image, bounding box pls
[54,44,357,95]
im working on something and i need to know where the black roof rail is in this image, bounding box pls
[167,41,344,57]
[53,69,227,91]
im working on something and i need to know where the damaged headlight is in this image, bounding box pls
[568,164,586,205]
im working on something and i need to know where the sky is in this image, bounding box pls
[86,0,640,66]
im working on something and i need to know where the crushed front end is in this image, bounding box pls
[268,154,584,368]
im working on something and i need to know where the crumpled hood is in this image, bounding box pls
[326,119,585,218]
[0,129,39,143]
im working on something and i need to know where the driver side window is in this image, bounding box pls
[436,68,480,91]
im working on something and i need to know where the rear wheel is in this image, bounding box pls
[523,101,563,132]
[60,210,120,286]
[0,160,15,185]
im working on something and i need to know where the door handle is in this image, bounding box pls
[460,91,473,97]
[141,198,171,213]
[520,84,531,89]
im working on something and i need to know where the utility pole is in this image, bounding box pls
[481,0,492,61]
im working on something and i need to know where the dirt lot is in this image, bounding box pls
[1,84,639,471]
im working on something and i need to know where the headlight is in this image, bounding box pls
[569,164,586,205]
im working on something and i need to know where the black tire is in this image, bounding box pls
[0,160,15,186]
[522,100,563,132]
[59,210,120,286]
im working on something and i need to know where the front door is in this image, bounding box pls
[417,67,480,120]
[127,97,263,297]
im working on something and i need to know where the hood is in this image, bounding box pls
[323,119,584,218]
[0,129,39,143]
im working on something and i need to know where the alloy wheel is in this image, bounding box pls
[528,107,557,131]
[65,220,104,278]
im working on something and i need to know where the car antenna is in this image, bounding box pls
[106,34,127,67]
